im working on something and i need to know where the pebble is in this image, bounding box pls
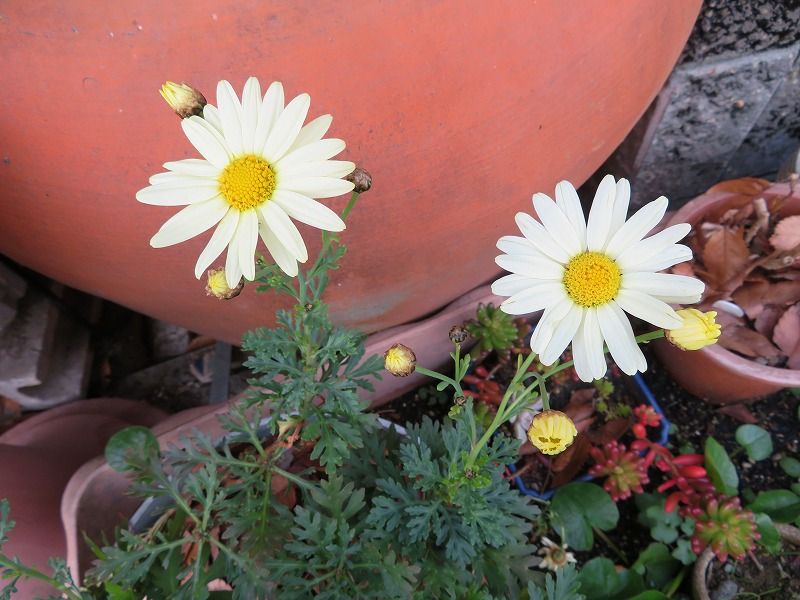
[710,580,738,600]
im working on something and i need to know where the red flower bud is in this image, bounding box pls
[664,491,683,513]
[679,465,707,479]
[632,423,647,439]
[672,454,704,466]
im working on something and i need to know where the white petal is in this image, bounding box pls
[224,235,243,289]
[499,282,567,315]
[271,189,345,232]
[259,221,298,276]
[240,77,262,153]
[515,212,571,264]
[615,289,682,329]
[624,244,693,273]
[609,178,631,234]
[555,180,587,250]
[181,116,231,168]
[287,114,333,154]
[202,104,223,134]
[539,304,583,365]
[605,197,669,258]
[492,274,535,297]
[136,183,220,206]
[616,223,692,270]
[597,303,646,375]
[163,159,221,177]
[216,80,244,155]
[149,172,214,186]
[279,160,355,179]
[586,174,616,251]
[495,254,564,280]
[530,298,573,358]
[623,272,704,303]
[238,210,259,280]
[149,196,229,248]
[278,139,346,166]
[262,93,310,162]
[253,82,284,153]
[496,235,544,257]
[280,176,354,199]
[259,202,308,262]
[572,309,606,382]
[194,209,239,278]
[532,193,582,256]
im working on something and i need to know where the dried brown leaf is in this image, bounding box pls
[718,325,782,360]
[732,281,770,319]
[551,434,591,484]
[701,228,753,293]
[707,177,772,196]
[769,215,800,252]
[754,305,785,338]
[773,304,800,369]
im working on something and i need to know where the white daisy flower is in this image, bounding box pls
[137,77,355,288]
[492,175,703,382]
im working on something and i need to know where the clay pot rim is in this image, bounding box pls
[665,182,800,384]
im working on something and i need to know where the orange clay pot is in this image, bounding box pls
[653,184,800,403]
[0,2,700,344]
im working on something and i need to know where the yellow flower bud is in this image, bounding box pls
[665,309,721,351]
[384,343,416,377]
[205,268,243,300]
[527,410,577,456]
[159,81,207,118]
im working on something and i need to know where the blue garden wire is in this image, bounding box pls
[509,373,670,501]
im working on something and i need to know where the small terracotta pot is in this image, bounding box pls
[692,523,800,600]
[0,399,166,599]
[653,184,800,403]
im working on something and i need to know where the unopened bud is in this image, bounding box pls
[665,309,721,351]
[449,325,469,345]
[383,343,416,377]
[205,267,243,300]
[160,81,207,119]
[345,166,372,193]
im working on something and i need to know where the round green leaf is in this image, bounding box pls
[780,456,800,478]
[704,437,739,496]
[105,426,159,472]
[754,513,781,554]
[735,425,773,461]
[749,490,800,523]
[551,483,619,551]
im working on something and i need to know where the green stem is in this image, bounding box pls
[414,366,462,396]
[0,556,84,600]
[593,527,627,564]
[273,466,314,490]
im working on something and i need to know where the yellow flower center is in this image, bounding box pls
[218,154,276,211]
[562,251,621,307]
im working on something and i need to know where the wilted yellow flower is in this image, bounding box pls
[527,410,577,455]
[205,267,243,299]
[537,537,577,571]
[159,81,206,118]
[665,308,721,351]
[384,343,416,377]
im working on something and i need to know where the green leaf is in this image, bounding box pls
[629,593,668,600]
[704,437,738,496]
[577,558,645,600]
[780,456,800,478]
[749,490,800,523]
[527,564,584,600]
[105,426,159,472]
[735,425,773,461]
[792,482,800,496]
[754,513,781,554]
[551,483,618,551]
[672,539,696,565]
[632,543,681,589]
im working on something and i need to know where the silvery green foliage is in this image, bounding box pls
[528,565,584,600]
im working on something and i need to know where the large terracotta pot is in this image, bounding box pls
[0,2,700,344]
[654,184,800,403]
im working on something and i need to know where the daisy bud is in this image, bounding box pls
[449,325,469,345]
[665,309,721,351]
[527,410,578,456]
[345,166,372,193]
[205,267,243,300]
[159,81,207,119]
[383,343,416,377]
